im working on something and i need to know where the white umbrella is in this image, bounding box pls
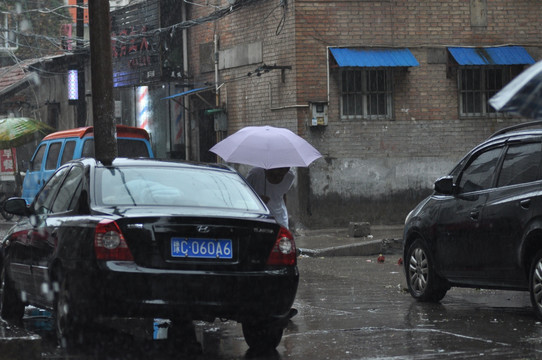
[489,60,542,119]
[209,125,322,169]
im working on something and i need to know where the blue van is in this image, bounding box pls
[21,125,154,204]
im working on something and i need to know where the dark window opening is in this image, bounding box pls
[459,66,523,117]
[340,69,392,120]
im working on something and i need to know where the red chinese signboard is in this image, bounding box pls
[110,0,184,87]
[0,149,16,174]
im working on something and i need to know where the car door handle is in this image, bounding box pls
[520,199,531,209]
[470,210,480,220]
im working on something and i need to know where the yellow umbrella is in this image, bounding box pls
[0,117,54,149]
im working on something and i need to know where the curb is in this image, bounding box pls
[298,238,402,257]
[0,328,41,360]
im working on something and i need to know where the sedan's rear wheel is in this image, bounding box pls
[0,260,24,321]
[529,249,542,320]
[242,321,283,351]
[406,239,448,302]
[167,318,202,354]
[55,276,85,349]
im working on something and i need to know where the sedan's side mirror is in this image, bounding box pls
[434,176,455,195]
[4,198,30,217]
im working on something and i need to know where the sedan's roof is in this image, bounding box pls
[75,157,234,172]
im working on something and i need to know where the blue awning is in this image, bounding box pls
[161,86,213,100]
[329,48,419,67]
[448,46,535,66]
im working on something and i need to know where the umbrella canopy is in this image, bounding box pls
[209,125,322,169]
[489,60,542,119]
[0,117,54,149]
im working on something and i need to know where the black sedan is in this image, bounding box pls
[0,158,299,350]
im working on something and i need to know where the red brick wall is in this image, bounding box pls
[187,0,542,227]
[188,0,299,134]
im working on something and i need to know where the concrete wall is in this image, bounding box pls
[303,118,522,227]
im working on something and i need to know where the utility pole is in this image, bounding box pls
[88,0,117,165]
[76,0,86,127]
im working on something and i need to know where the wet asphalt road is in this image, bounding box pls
[4,254,542,359]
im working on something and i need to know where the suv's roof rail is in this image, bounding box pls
[489,120,542,139]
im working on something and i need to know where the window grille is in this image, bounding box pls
[340,69,392,120]
[0,12,17,50]
[459,66,522,117]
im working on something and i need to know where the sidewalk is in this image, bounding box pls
[294,224,404,257]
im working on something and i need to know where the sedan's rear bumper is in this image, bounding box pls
[81,261,299,323]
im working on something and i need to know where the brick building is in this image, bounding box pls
[178,0,542,229]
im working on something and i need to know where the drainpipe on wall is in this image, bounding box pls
[215,34,219,109]
[182,1,190,160]
[214,34,224,146]
[326,46,330,105]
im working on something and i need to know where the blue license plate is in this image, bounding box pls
[171,238,233,259]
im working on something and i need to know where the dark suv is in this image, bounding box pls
[403,121,542,319]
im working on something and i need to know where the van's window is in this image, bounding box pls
[31,144,46,171]
[45,143,62,170]
[118,139,150,158]
[82,139,150,158]
[497,142,542,187]
[82,139,93,158]
[61,141,77,165]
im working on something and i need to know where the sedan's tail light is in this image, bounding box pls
[266,227,296,266]
[94,219,134,261]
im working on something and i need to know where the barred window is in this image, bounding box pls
[459,66,522,117]
[340,69,392,120]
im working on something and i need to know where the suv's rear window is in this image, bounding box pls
[82,139,150,158]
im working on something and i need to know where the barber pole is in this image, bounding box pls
[137,86,150,131]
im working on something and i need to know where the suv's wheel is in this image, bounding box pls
[55,275,85,349]
[406,239,448,302]
[0,259,24,321]
[529,249,542,320]
[242,321,283,351]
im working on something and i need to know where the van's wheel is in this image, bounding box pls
[405,239,448,302]
[529,249,542,320]
[0,259,24,321]
[242,321,283,351]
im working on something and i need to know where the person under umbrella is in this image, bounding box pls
[210,125,322,229]
[246,165,299,321]
[246,166,295,229]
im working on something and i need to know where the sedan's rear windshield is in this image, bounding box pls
[96,166,264,210]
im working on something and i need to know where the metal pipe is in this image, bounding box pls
[182,1,190,160]
[268,83,309,111]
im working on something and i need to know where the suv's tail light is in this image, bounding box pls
[266,227,296,266]
[94,219,134,261]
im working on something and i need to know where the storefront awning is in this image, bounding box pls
[161,86,214,100]
[329,48,419,67]
[448,46,535,66]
